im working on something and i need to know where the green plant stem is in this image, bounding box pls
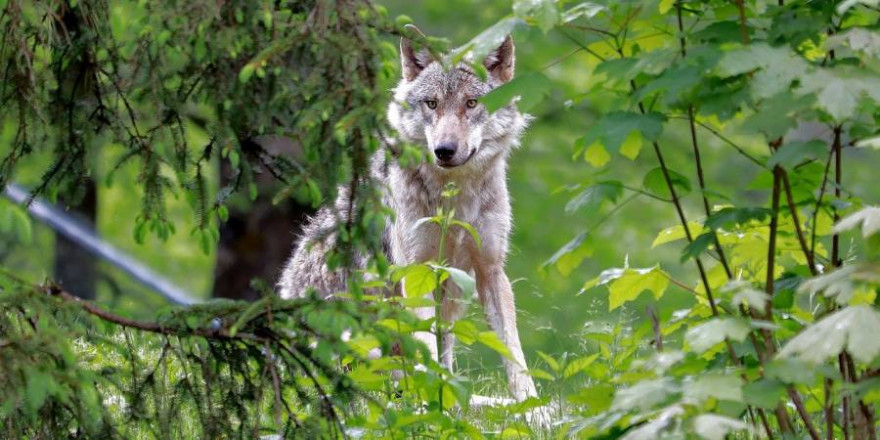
[810,142,835,264]
[781,170,817,275]
[674,2,734,280]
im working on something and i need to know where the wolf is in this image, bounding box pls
[277,26,540,407]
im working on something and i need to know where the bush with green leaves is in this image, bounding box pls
[516,0,880,438]
[4,0,880,439]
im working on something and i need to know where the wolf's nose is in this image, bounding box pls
[434,143,457,162]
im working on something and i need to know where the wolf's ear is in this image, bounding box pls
[400,25,433,81]
[484,35,515,83]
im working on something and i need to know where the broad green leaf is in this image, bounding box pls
[643,167,691,199]
[826,28,880,59]
[766,140,827,169]
[857,136,880,149]
[779,305,880,364]
[837,0,880,14]
[582,111,665,155]
[619,131,642,160]
[450,219,482,248]
[684,373,743,403]
[562,2,604,23]
[434,265,476,300]
[567,383,614,411]
[799,66,880,121]
[513,0,559,32]
[685,317,751,353]
[717,44,809,99]
[543,231,593,276]
[480,71,551,112]
[723,281,770,309]
[450,17,519,66]
[611,378,679,412]
[797,265,857,306]
[704,207,773,230]
[563,353,600,378]
[452,319,480,345]
[833,206,880,238]
[477,331,512,359]
[565,181,623,214]
[537,351,560,373]
[622,406,684,439]
[681,232,716,262]
[584,142,610,167]
[605,266,670,311]
[652,222,705,247]
[398,264,438,297]
[658,0,674,14]
[693,414,748,440]
[742,379,786,408]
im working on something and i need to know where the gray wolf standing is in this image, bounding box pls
[278,26,539,406]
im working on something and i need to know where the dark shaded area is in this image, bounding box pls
[53,180,97,300]
[212,137,314,301]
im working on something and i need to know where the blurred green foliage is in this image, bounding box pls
[3,0,880,438]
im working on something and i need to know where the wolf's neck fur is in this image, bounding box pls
[388,139,511,217]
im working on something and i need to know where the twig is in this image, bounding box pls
[781,171,817,275]
[46,285,264,342]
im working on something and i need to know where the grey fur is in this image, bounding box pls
[278,31,544,415]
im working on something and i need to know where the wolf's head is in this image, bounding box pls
[387,26,527,171]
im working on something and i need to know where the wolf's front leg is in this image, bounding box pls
[476,267,537,401]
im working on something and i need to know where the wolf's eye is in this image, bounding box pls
[424,100,437,110]
[466,99,478,109]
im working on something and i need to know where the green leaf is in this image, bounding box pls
[704,207,773,230]
[434,265,476,300]
[513,0,559,32]
[652,222,705,247]
[25,371,52,413]
[693,414,748,440]
[562,2,604,23]
[778,305,880,364]
[797,265,857,306]
[582,111,665,155]
[717,44,809,99]
[583,142,610,167]
[450,219,482,248]
[477,331,512,359]
[681,232,716,262]
[833,206,880,238]
[766,140,827,169]
[723,281,770,309]
[685,317,751,353]
[611,378,679,412]
[397,264,438,297]
[565,181,623,214]
[562,353,600,378]
[799,66,880,121]
[537,351,560,373]
[827,28,880,59]
[480,72,551,112]
[450,17,518,66]
[567,383,614,411]
[742,379,786,408]
[238,63,255,83]
[452,319,480,345]
[643,167,691,199]
[684,373,743,403]
[618,131,642,160]
[605,266,670,311]
[658,0,675,14]
[543,231,593,277]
